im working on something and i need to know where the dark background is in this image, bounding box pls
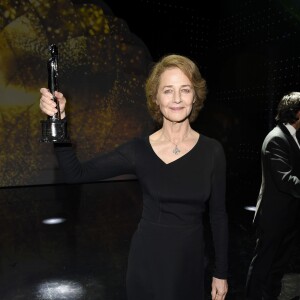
[96,0,300,221]
[1,0,300,299]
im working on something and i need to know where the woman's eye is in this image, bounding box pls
[164,89,173,94]
[181,89,191,94]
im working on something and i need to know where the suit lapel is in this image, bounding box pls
[278,123,300,152]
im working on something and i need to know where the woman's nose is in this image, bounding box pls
[173,92,182,103]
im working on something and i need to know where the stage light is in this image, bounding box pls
[42,217,66,225]
[36,279,85,299]
[244,206,256,212]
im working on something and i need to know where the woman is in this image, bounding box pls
[40,54,228,300]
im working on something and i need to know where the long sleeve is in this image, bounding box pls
[54,139,137,184]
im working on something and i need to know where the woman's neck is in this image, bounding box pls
[160,120,192,145]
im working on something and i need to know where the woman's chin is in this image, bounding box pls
[163,116,189,124]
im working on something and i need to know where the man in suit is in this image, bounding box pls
[246,91,300,299]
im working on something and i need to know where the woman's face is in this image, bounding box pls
[156,67,195,123]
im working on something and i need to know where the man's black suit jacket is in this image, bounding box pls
[254,123,300,233]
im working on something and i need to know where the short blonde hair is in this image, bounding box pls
[146,54,207,124]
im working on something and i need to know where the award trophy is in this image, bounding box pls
[40,44,70,143]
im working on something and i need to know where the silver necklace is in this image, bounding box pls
[163,131,190,155]
[172,143,181,155]
[172,144,180,155]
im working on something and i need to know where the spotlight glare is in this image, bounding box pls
[244,206,256,212]
[37,279,85,299]
[42,217,66,225]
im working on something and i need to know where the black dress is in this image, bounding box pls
[54,134,228,300]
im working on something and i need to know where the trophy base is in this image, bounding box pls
[40,118,70,143]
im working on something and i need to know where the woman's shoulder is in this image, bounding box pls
[198,135,226,163]
[199,134,223,149]
[116,136,148,152]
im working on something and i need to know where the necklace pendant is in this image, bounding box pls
[173,145,180,155]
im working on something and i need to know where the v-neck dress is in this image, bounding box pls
[54,134,228,300]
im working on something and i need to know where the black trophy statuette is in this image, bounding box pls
[40,44,70,143]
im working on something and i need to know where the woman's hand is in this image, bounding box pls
[39,88,66,119]
[211,277,228,300]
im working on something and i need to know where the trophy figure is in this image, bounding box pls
[40,44,70,143]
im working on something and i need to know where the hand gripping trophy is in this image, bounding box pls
[40,44,70,143]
